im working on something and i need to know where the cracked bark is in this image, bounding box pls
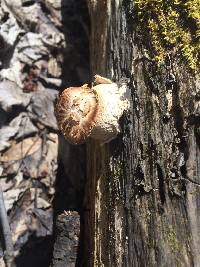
[81,1,200,266]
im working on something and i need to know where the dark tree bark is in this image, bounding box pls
[51,212,80,267]
[81,1,200,266]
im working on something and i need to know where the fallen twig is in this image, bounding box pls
[0,184,15,267]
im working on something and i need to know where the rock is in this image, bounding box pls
[0,3,24,46]
[0,81,30,112]
[28,88,58,130]
[3,188,21,211]
[0,113,38,151]
[0,136,42,162]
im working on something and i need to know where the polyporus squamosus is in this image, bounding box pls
[55,75,129,145]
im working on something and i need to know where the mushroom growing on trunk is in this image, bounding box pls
[55,75,129,145]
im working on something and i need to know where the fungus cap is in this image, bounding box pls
[55,75,129,145]
[55,85,99,144]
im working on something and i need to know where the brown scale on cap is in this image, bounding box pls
[55,84,100,144]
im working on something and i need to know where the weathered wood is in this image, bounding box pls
[51,212,80,267]
[83,1,200,266]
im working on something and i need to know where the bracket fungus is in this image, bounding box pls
[55,75,129,145]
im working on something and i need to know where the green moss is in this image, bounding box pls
[134,0,200,72]
[189,186,200,195]
[164,225,183,253]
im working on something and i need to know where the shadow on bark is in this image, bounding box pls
[15,235,53,267]
[51,1,90,266]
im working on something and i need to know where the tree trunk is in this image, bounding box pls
[82,1,200,266]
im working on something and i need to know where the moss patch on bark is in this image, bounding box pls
[134,0,200,72]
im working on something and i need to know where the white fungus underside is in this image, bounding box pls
[91,83,129,143]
